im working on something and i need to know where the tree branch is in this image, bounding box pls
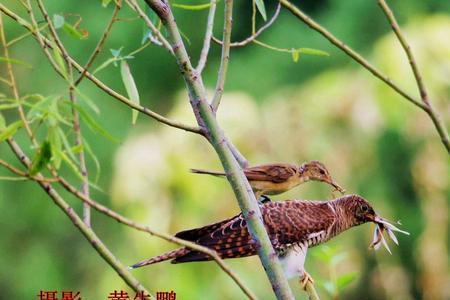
[196,0,217,73]
[36,0,93,226]
[0,3,203,135]
[376,0,450,153]
[211,0,233,112]
[212,4,281,48]
[144,0,294,298]
[278,0,449,155]
[75,0,122,86]
[6,137,152,297]
[54,176,257,300]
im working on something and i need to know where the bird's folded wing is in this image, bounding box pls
[244,164,298,183]
[172,200,336,263]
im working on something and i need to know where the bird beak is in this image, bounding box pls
[330,180,346,194]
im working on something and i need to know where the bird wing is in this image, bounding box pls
[244,164,298,183]
[172,200,336,263]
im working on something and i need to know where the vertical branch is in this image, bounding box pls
[6,138,152,297]
[377,0,450,153]
[144,1,294,299]
[75,0,122,86]
[36,0,92,225]
[211,0,233,111]
[0,13,36,145]
[196,0,217,74]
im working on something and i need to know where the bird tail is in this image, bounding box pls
[190,168,226,177]
[129,248,189,269]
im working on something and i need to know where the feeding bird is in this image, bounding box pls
[190,161,345,198]
[130,195,409,289]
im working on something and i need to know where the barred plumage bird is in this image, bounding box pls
[190,161,345,198]
[130,195,408,288]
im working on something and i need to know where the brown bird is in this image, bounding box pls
[191,161,345,198]
[130,195,408,289]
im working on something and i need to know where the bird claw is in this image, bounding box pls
[299,271,314,291]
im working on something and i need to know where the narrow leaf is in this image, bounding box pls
[120,61,140,125]
[299,47,330,57]
[73,103,119,142]
[102,0,112,7]
[291,50,299,63]
[254,0,267,21]
[51,40,68,79]
[0,114,5,129]
[30,141,52,175]
[172,2,214,10]
[48,126,62,169]
[0,120,23,142]
[53,14,65,29]
[62,23,88,40]
[0,56,32,68]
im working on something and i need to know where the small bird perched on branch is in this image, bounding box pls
[130,195,408,289]
[191,161,345,198]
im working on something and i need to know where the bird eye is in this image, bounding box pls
[319,169,325,175]
[361,204,368,212]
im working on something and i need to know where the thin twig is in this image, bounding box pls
[0,158,59,183]
[23,0,65,78]
[0,13,36,144]
[125,0,173,54]
[0,3,203,135]
[277,0,425,110]
[196,0,217,73]
[75,0,122,86]
[36,0,93,226]
[212,4,281,48]
[211,0,233,111]
[55,176,257,300]
[377,0,450,153]
[6,137,152,297]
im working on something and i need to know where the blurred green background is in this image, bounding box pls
[1,0,449,299]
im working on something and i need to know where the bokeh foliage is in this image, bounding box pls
[0,1,449,299]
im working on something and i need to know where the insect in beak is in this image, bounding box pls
[370,215,409,254]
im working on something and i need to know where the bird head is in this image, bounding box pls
[299,161,345,193]
[340,195,410,254]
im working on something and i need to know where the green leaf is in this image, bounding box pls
[60,151,84,181]
[73,103,119,142]
[254,0,267,21]
[172,2,215,10]
[29,141,52,175]
[120,61,140,125]
[291,50,300,63]
[0,56,32,68]
[53,14,65,29]
[0,120,23,142]
[0,114,5,130]
[62,23,88,40]
[110,47,123,58]
[83,137,101,183]
[57,126,78,163]
[51,40,68,79]
[0,103,20,110]
[299,47,330,57]
[337,272,357,289]
[102,0,112,7]
[48,126,62,169]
